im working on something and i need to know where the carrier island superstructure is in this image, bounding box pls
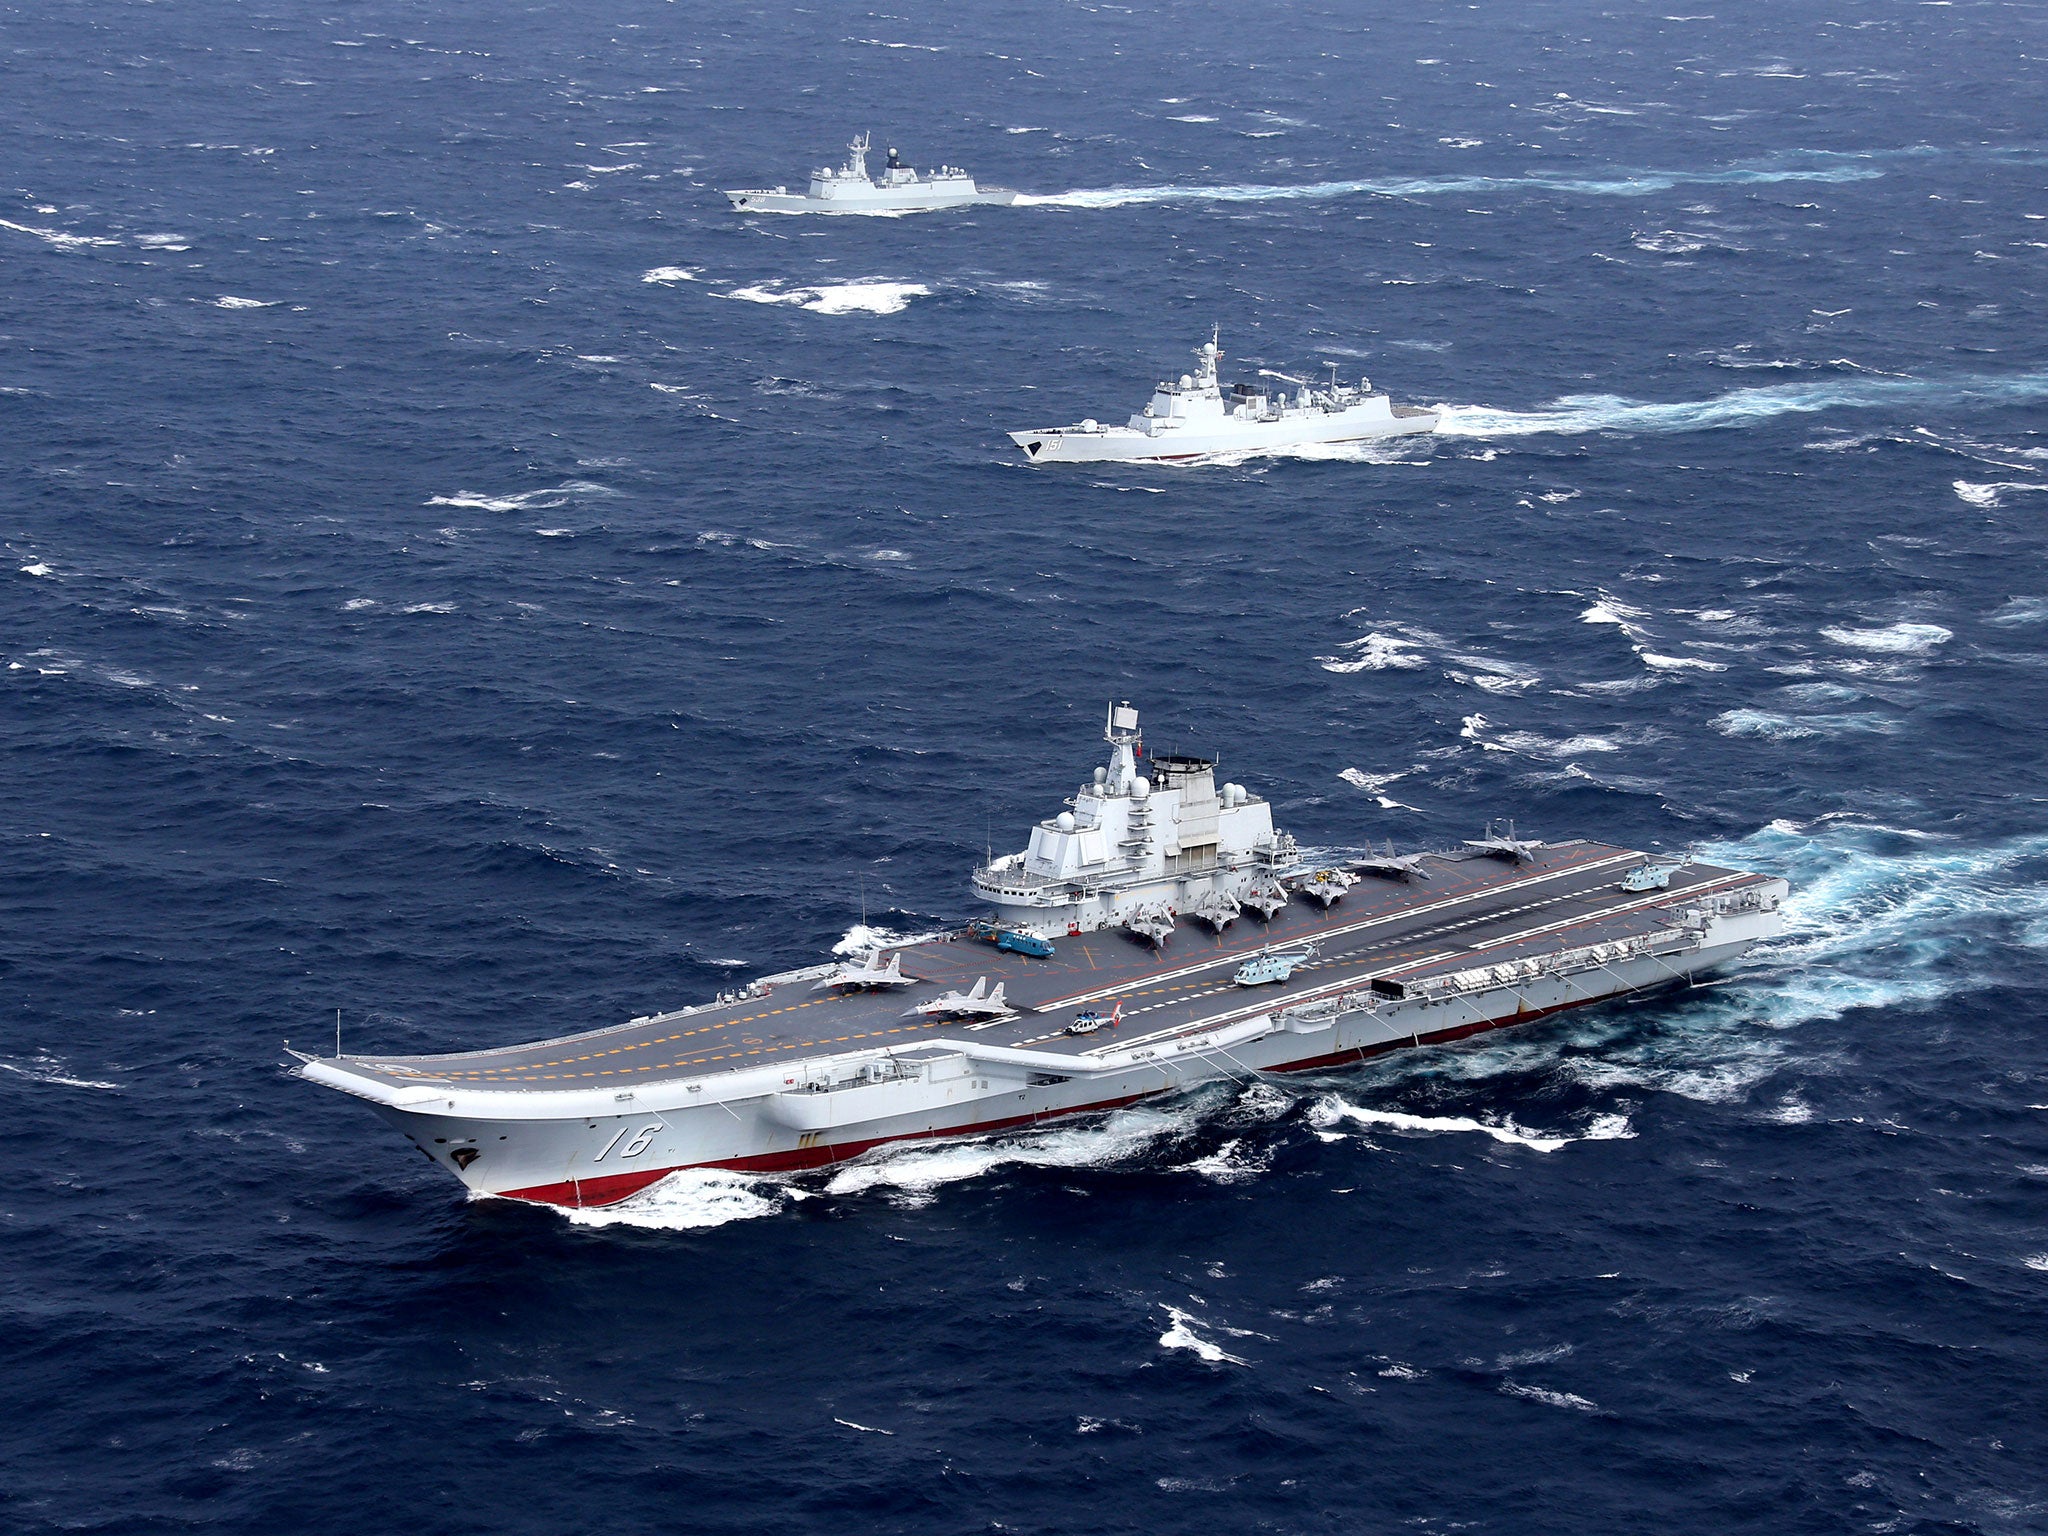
[294,704,1787,1210]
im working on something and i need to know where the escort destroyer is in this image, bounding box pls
[1009,331,1439,463]
[293,703,1788,1210]
[724,133,1018,215]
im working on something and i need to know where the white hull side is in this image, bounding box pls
[1010,409,1438,463]
[725,189,1019,214]
[364,918,1773,1208]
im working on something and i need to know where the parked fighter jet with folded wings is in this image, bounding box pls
[904,976,1010,1020]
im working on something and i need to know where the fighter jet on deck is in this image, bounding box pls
[1466,820,1545,864]
[904,977,1010,1020]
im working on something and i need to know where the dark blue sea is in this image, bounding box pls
[5,1,2047,1530]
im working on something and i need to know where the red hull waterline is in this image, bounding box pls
[495,988,1628,1210]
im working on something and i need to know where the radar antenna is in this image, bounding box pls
[1104,699,1142,747]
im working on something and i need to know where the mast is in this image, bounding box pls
[1104,700,1143,788]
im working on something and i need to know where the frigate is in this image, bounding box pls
[1010,332,1438,463]
[724,134,1018,215]
[292,703,1788,1210]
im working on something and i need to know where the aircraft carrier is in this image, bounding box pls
[293,704,1787,1209]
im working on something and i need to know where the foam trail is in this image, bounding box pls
[0,1054,121,1091]
[1435,370,2048,439]
[1312,1097,1633,1150]
[1016,150,1888,210]
[821,1100,1193,1204]
[554,1170,787,1229]
[1693,821,2048,1028]
[1339,821,2048,1115]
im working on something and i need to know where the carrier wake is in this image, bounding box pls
[293,704,1787,1209]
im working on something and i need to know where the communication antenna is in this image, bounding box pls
[336,1008,343,1059]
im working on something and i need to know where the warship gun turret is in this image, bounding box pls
[293,703,1788,1211]
[1010,331,1438,464]
[724,133,1019,215]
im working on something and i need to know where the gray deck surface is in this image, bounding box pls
[342,842,1765,1090]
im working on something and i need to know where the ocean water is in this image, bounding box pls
[4,1,2046,1531]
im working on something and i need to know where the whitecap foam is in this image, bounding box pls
[1318,632,1426,673]
[1951,480,2048,508]
[1713,709,1899,740]
[210,296,276,309]
[1495,730,1626,758]
[1338,767,1416,810]
[1639,652,1728,671]
[1158,1306,1249,1366]
[723,279,930,315]
[1575,593,1725,672]
[1819,621,1952,654]
[425,481,613,514]
[19,562,54,578]
[556,1170,786,1230]
[1171,1137,1270,1184]
[641,265,700,284]
[1581,598,1649,627]
[1988,597,2048,626]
